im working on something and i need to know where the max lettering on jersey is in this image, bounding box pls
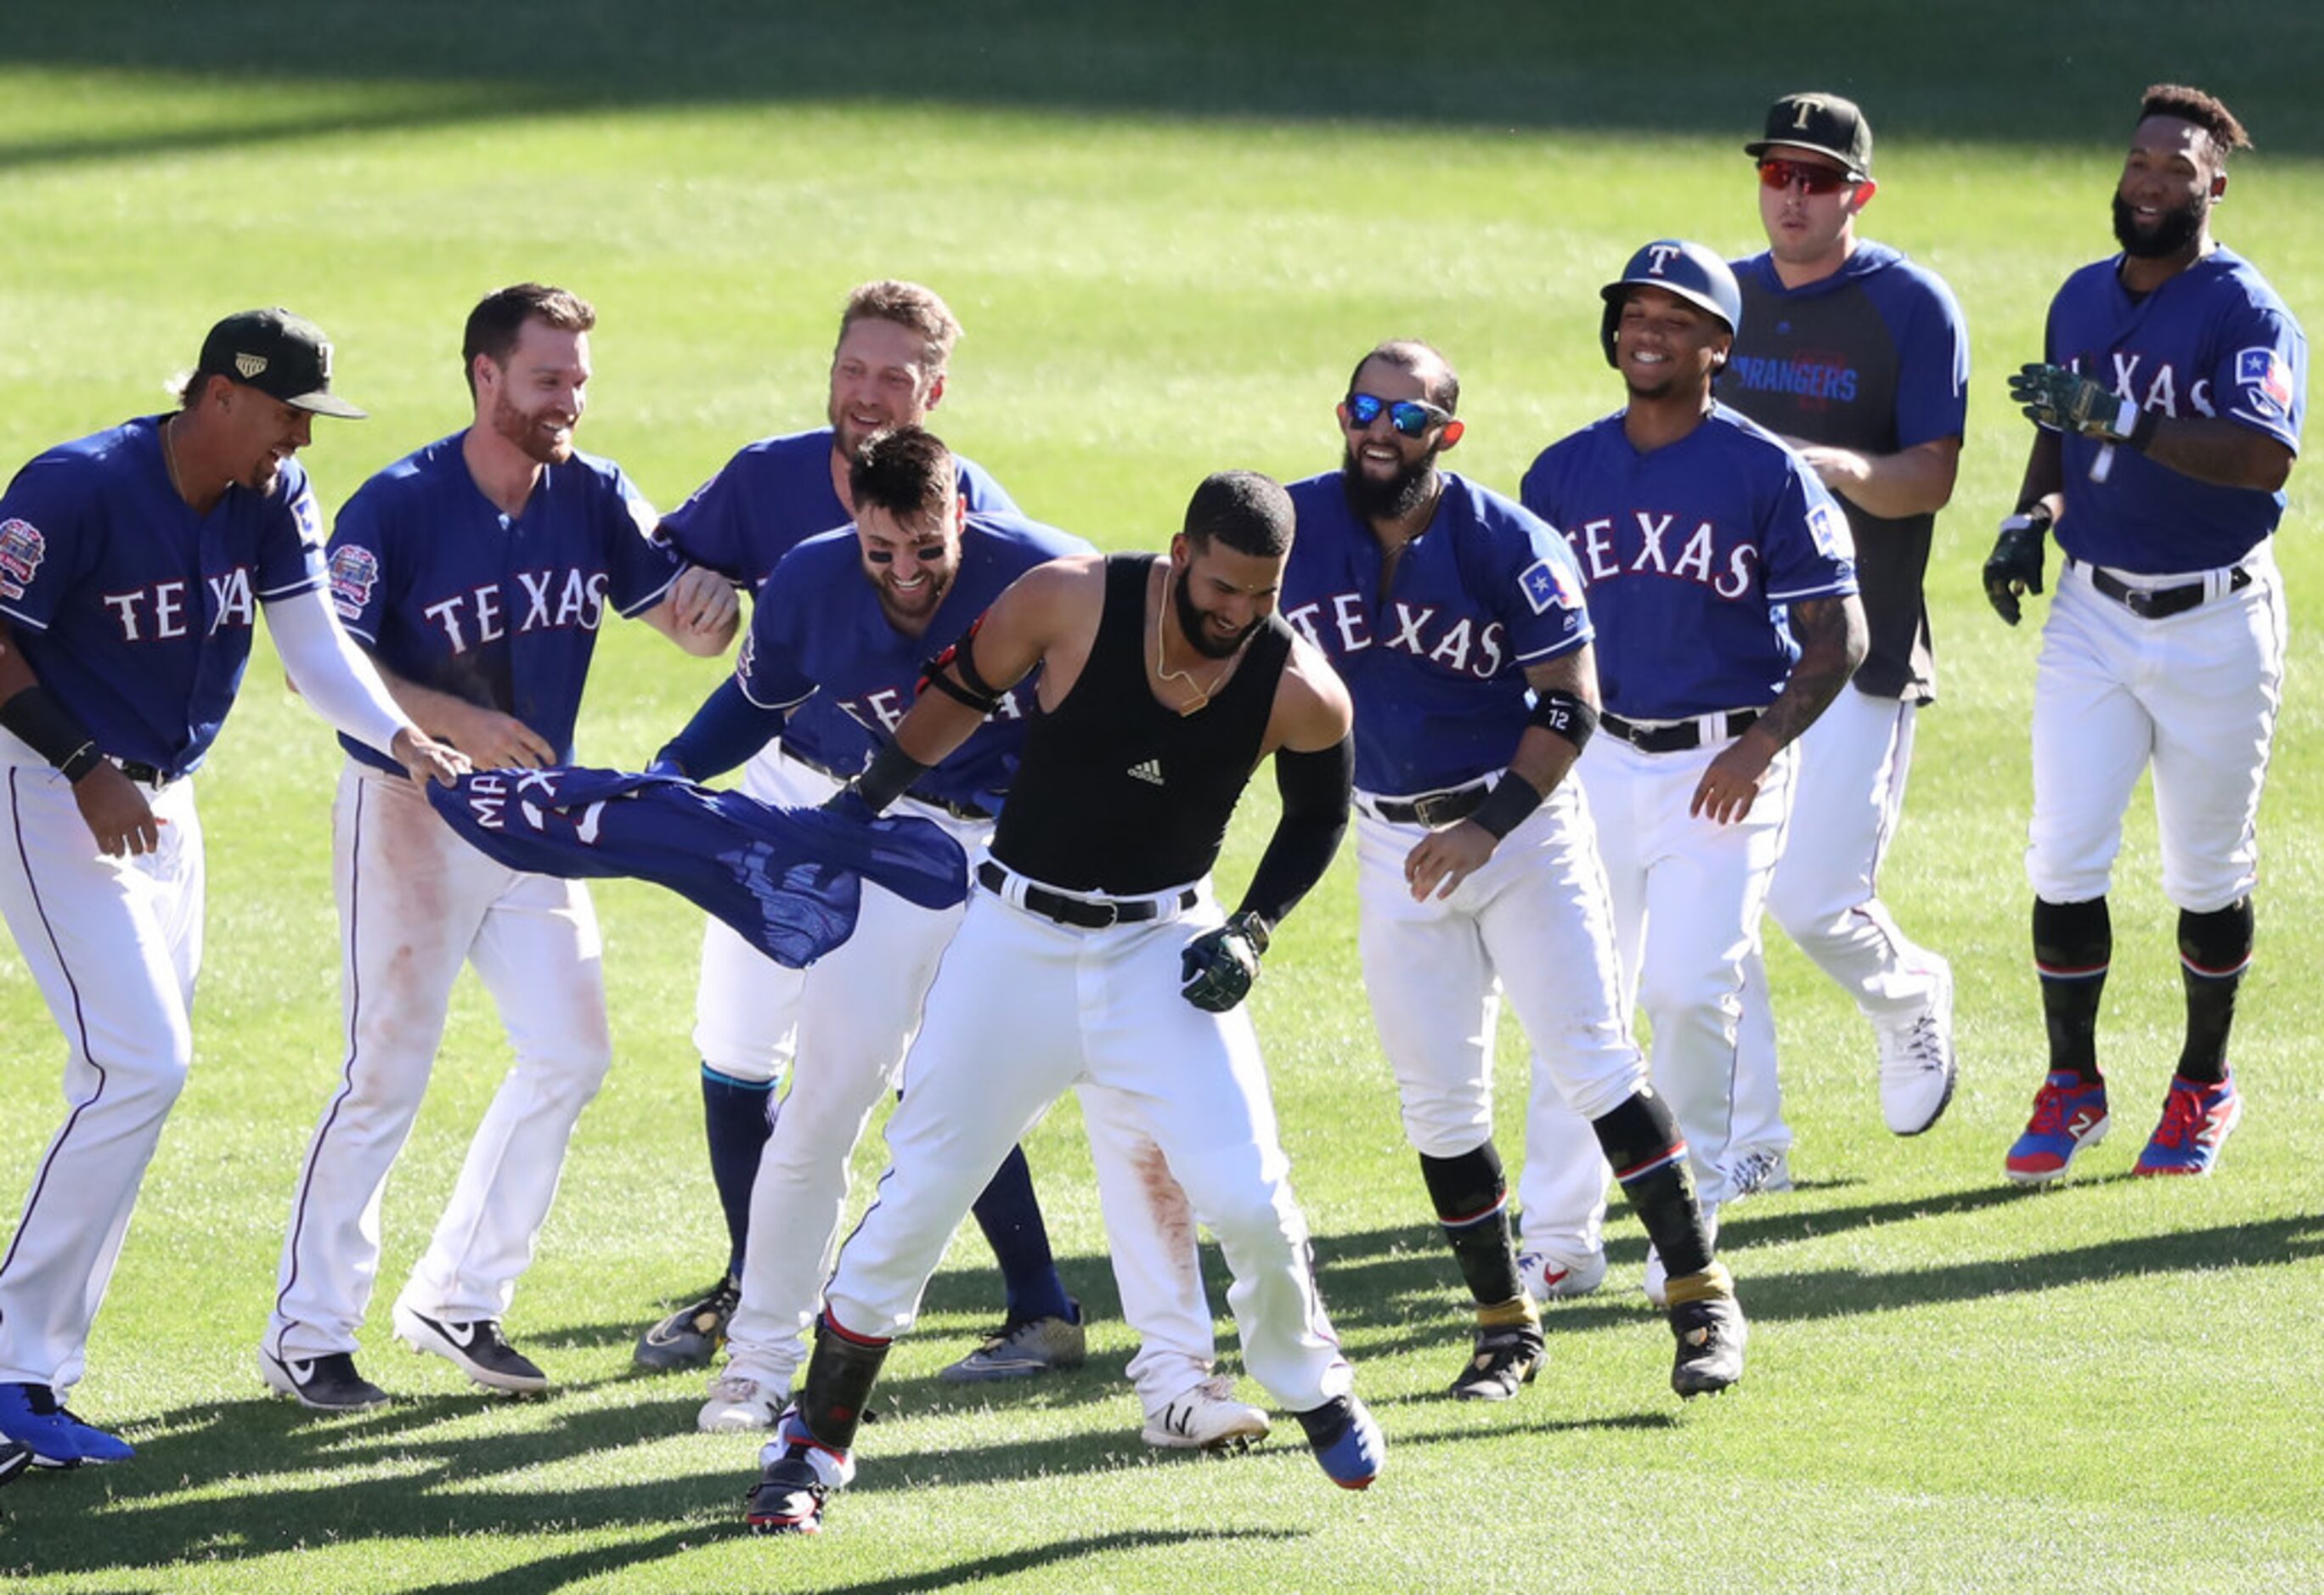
[1280,595,1510,680]
[421,569,612,652]
[1560,510,1761,600]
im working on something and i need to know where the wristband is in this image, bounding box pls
[0,685,101,780]
[2126,405,2160,453]
[853,737,932,814]
[1469,774,1546,841]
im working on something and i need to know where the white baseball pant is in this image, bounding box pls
[1730,687,1944,1157]
[2028,554,2285,911]
[1526,727,1794,1215]
[0,737,201,1391]
[691,744,818,1083]
[266,760,613,1360]
[1352,784,1643,1266]
[821,865,1353,1413]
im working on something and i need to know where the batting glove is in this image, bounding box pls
[1179,911,1271,1013]
[2010,363,2142,442]
[1983,505,2052,627]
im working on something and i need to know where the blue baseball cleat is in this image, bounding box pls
[0,1383,134,1467]
[1294,1393,1385,1491]
[2135,1075,2242,1176]
[2005,1072,2110,1185]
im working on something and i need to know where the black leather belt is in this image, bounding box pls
[2073,558,2252,620]
[1600,710,1761,754]
[111,758,171,788]
[977,859,1195,928]
[788,747,992,822]
[1368,782,1490,827]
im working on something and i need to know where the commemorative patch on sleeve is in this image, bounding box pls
[0,518,46,601]
[1519,556,1583,615]
[328,544,381,620]
[2237,347,2295,421]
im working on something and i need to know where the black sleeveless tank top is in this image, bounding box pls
[991,553,1293,894]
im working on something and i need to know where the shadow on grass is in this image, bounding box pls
[3,0,2322,167]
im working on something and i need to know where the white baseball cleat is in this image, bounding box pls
[1518,1247,1609,1302]
[1142,1375,1271,1451]
[1877,955,1959,1136]
[698,1372,784,1434]
[1724,1146,1794,1199]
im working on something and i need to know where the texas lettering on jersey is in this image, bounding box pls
[417,566,617,652]
[2064,349,2221,420]
[1280,592,1511,681]
[99,568,258,641]
[1561,508,1763,600]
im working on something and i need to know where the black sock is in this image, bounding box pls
[1590,1090,1711,1280]
[796,1312,891,1454]
[971,1144,1074,1325]
[2034,896,2111,1085]
[2176,899,2253,1086]
[1418,1145,1523,1307]
[702,1066,776,1277]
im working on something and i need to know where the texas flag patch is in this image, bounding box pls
[2237,347,2295,420]
[1519,555,1584,615]
[0,518,46,602]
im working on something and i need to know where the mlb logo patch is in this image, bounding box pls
[1519,556,1583,615]
[328,544,380,620]
[0,517,47,600]
[1807,501,1854,561]
[2237,347,2295,420]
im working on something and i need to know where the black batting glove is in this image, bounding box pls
[1179,910,1271,1012]
[1983,506,2052,627]
[2010,363,2137,441]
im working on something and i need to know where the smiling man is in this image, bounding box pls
[1278,341,1742,1401]
[1719,92,1971,1182]
[261,284,739,1411]
[1521,241,1865,1303]
[1985,85,2304,1184]
[0,309,466,1466]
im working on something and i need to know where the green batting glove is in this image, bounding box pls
[2010,363,2140,441]
[1983,505,2052,627]
[1179,911,1271,1013]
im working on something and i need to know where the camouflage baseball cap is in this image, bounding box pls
[1745,92,1874,178]
[197,307,367,419]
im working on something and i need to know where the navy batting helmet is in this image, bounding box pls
[1599,240,1743,368]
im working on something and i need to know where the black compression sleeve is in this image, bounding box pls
[1236,736,1352,932]
[0,685,103,781]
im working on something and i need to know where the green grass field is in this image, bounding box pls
[2,4,2321,1589]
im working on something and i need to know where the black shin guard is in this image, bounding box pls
[1591,1091,1712,1280]
[796,1314,891,1453]
[2177,899,2253,1085]
[1418,1145,1522,1308]
[2034,896,2112,1084]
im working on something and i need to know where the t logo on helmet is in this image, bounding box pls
[1645,244,1684,276]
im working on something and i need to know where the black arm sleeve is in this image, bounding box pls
[1235,735,1353,933]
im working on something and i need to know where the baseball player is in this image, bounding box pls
[745,471,1382,1535]
[1722,92,1971,1174]
[1986,85,2302,1183]
[0,309,464,1465]
[1280,340,1746,1401]
[1520,242,1865,1298]
[260,284,738,1410]
[643,281,1091,1384]
[655,426,1261,1450]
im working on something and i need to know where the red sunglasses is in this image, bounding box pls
[1757,158,1857,196]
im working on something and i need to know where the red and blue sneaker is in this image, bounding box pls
[2005,1072,2110,1185]
[2134,1075,2242,1176]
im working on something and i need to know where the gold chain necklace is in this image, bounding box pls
[160,415,189,504]
[1154,565,1242,716]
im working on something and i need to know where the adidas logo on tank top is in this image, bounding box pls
[1127,758,1165,786]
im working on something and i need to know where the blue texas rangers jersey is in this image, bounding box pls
[1520,404,1857,721]
[0,416,327,779]
[734,511,1091,814]
[326,431,682,775]
[1280,469,1591,796]
[658,427,1020,590]
[2041,247,2305,573]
